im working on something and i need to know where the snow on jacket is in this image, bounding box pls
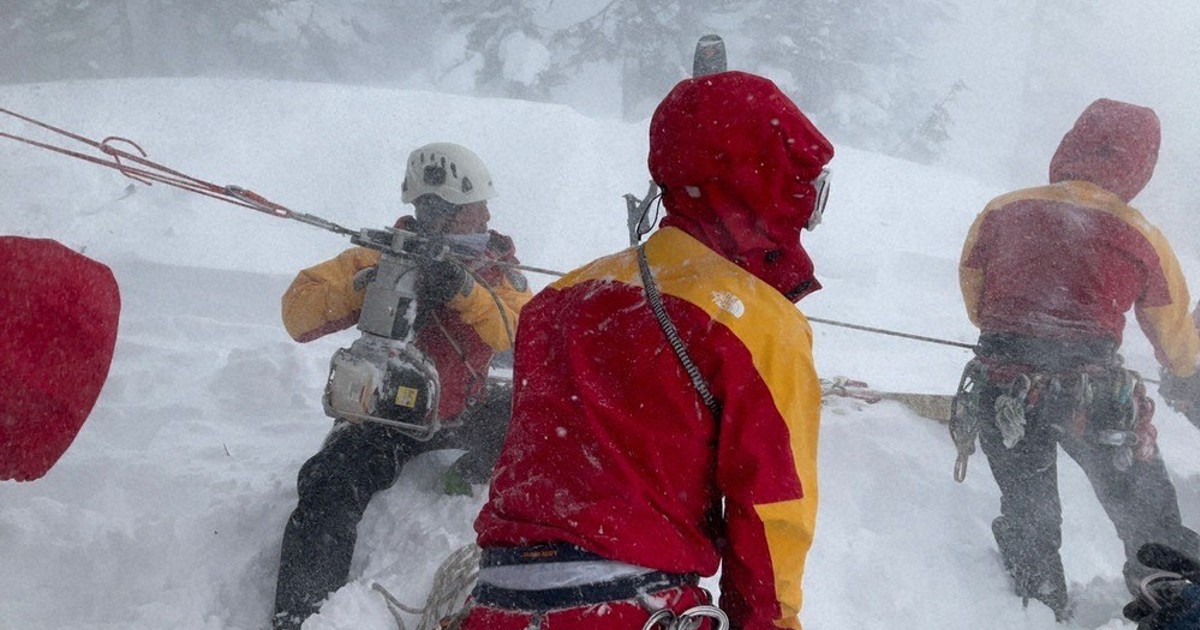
[959,98,1200,378]
[475,72,832,630]
[653,72,833,303]
[0,237,120,481]
[280,220,532,420]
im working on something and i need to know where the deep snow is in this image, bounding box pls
[2,79,1198,630]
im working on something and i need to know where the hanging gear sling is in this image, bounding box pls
[633,243,730,630]
[950,333,1156,482]
[636,244,722,420]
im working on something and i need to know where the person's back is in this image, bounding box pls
[956,98,1200,620]
[466,71,833,630]
[961,98,1197,371]
[476,226,818,584]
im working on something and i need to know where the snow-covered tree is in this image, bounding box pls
[0,1,281,82]
[897,79,969,164]
[551,0,748,119]
[0,1,431,85]
[436,0,748,118]
[437,0,562,99]
[1002,0,1099,183]
[745,0,953,153]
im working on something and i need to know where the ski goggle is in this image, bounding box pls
[805,167,832,231]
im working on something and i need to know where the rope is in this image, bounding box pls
[636,244,722,419]
[807,316,975,350]
[1,108,358,236]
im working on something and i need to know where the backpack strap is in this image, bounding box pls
[636,244,722,419]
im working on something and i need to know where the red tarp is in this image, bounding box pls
[0,237,120,481]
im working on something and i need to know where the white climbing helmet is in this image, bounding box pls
[401,142,497,205]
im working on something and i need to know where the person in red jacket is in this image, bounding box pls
[957,98,1200,620]
[457,71,832,630]
[271,143,532,630]
[0,236,120,482]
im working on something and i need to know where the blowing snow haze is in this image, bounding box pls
[3,2,1200,629]
[6,1,1200,239]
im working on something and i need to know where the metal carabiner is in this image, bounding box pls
[676,604,730,630]
[641,604,730,630]
[642,608,676,630]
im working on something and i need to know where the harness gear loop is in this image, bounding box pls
[994,372,1032,449]
[950,358,986,482]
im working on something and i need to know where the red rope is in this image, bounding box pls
[0,108,306,222]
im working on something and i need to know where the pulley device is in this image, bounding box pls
[323,227,444,439]
[1,108,559,439]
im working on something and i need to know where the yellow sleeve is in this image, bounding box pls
[281,247,381,342]
[447,270,533,351]
[959,208,988,329]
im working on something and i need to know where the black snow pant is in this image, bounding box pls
[976,363,1199,619]
[271,385,511,630]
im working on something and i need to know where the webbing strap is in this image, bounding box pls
[636,245,722,420]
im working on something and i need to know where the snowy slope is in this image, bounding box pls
[2,79,1198,630]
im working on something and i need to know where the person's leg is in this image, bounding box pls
[445,383,513,486]
[979,384,1070,618]
[1061,425,1200,594]
[273,422,418,629]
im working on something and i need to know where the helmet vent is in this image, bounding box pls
[423,165,447,186]
[461,177,473,193]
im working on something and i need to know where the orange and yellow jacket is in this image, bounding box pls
[475,227,821,630]
[959,99,1199,378]
[281,224,532,420]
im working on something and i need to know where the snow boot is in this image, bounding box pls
[993,517,1071,621]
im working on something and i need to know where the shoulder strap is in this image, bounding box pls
[636,244,722,419]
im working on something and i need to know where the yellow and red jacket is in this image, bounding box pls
[960,99,1199,378]
[281,226,532,420]
[475,226,821,630]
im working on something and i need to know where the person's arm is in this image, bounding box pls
[712,301,821,630]
[959,207,991,329]
[281,247,381,342]
[446,271,532,352]
[1129,223,1200,378]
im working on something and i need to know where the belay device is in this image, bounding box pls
[323,227,443,440]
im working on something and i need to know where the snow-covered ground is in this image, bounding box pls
[2,79,1198,630]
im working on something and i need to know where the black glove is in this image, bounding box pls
[352,266,377,292]
[1123,543,1200,630]
[418,257,470,306]
[1160,369,1200,412]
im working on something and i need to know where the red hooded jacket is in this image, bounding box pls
[473,72,833,630]
[0,237,120,481]
[960,99,1199,377]
[653,72,834,302]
